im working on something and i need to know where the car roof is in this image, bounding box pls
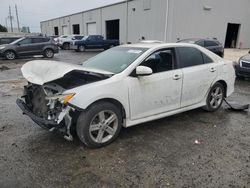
[178,38,219,42]
[121,42,201,49]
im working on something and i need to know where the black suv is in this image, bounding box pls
[177,38,224,57]
[0,37,21,45]
[0,36,59,60]
[234,51,250,79]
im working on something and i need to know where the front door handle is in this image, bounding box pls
[173,74,181,80]
[210,67,216,72]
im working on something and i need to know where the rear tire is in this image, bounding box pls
[76,102,122,148]
[43,49,54,58]
[203,83,225,112]
[4,50,16,60]
[78,45,85,52]
[63,43,70,50]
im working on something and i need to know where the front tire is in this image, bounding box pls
[203,83,225,112]
[4,51,16,60]
[43,49,54,58]
[76,102,122,148]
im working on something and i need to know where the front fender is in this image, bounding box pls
[67,79,130,118]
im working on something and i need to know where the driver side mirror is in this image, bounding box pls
[136,66,153,76]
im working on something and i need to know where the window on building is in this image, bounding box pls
[54,27,59,36]
[177,47,204,68]
[72,24,80,34]
[141,49,175,73]
[143,0,151,10]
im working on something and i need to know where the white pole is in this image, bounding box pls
[164,0,169,42]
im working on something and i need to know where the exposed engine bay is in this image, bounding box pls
[19,70,111,141]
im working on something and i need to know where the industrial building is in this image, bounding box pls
[40,0,250,48]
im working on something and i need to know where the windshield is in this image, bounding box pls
[10,37,25,44]
[82,36,89,40]
[82,47,148,74]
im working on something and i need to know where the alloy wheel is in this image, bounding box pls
[209,87,223,109]
[5,51,15,60]
[45,49,53,58]
[89,110,118,143]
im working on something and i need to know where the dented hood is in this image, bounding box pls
[21,60,113,85]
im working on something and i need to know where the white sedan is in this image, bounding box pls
[17,42,235,148]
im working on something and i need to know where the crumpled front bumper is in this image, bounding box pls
[16,98,58,130]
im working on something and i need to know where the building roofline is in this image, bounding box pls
[40,0,131,23]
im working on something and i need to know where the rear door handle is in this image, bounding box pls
[173,74,181,80]
[210,67,216,72]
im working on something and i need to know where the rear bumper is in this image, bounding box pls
[235,65,250,78]
[16,98,57,130]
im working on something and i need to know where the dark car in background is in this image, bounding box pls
[177,38,224,57]
[72,35,120,52]
[234,51,250,79]
[0,36,59,60]
[0,37,21,45]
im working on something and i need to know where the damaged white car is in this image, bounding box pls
[17,43,235,148]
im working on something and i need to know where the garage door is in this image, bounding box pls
[87,23,97,35]
[62,26,68,35]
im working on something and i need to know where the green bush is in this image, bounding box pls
[0,24,7,32]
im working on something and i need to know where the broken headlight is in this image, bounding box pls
[46,93,75,104]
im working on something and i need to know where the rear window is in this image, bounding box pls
[177,47,204,68]
[205,40,219,47]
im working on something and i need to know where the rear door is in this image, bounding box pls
[31,38,46,54]
[176,47,218,107]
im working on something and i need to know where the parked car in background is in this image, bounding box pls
[177,38,224,57]
[0,36,21,45]
[17,42,235,148]
[58,35,84,50]
[73,35,120,52]
[0,36,59,60]
[234,51,250,78]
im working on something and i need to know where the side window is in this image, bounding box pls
[141,49,175,73]
[18,38,32,45]
[202,52,213,64]
[0,38,11,44]
[177,47,204,68]
[204,40,218,47]
[43,38,50,42]
[32,38,44,43]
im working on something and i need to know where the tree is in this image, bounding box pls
[0,24,7,32]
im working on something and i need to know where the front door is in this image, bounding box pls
[128,49,183,120]
[15,38,33,56]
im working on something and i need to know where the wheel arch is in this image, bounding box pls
[216,80,227,97]
[5,49,17,56]
[86,98,127,121]
[43,47,54,52]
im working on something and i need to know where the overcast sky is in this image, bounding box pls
[0,0,124,32]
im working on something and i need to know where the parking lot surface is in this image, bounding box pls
[0,49,249,188]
